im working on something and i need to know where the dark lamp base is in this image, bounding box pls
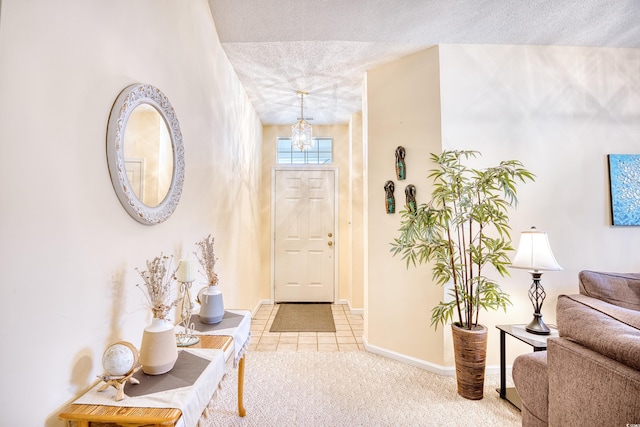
[526,314,550,335]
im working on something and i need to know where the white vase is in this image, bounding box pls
[139,318,178,375]
[198,286,225,324]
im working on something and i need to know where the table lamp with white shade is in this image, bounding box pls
[510,226,563,335]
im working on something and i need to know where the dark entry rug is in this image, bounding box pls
[269,303,336,332]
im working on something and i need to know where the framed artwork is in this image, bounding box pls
[608,154,640,226]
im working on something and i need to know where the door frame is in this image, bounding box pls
[270,165,339,304]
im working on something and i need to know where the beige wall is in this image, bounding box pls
[365,46,446,366]
[365,44,640,370]
[0,1,263,425]
[260,124,359,305]
[349,113,365,310]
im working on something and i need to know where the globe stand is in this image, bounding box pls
[176,280,200,347]
[97,367,141,401]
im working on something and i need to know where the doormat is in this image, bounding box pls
[269,303,336,333]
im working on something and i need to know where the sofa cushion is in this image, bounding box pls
[557,294,640,371]
[513,351,549,427]
[578,270,640,311]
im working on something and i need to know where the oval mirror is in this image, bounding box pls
[107,84,185,225]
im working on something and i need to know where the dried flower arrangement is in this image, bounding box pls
[136,254,180,320]
[195,234,218,287]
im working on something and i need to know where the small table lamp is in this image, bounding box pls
[510,226,563,335]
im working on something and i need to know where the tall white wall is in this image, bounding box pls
[365,43,640,371]
[0,1,263,425]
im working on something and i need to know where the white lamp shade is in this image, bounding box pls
[511,227,563,271]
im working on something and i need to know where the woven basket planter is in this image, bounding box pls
[452,323,488,400]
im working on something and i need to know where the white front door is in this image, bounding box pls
[273,168,336,302]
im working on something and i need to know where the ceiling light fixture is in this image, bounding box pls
[291,91,313,151]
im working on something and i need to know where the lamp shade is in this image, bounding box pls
[511,226,563,271]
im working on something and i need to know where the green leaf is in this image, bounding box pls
[390,150,533,329]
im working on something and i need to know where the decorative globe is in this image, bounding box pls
[102,341,139,376]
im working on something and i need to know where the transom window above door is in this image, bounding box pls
[277,137,333,164]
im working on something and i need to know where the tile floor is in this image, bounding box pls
[248,304,365,352]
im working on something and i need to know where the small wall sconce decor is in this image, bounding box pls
[395,146,406,180]
[384,180,395,214]
[405,185,416,214]
[510,226,563,335]
[608,154,640,226]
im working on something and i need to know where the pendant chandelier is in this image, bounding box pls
[291,91,313,151]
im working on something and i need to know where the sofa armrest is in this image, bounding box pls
[513,351,548,427]
[548,338,640,427]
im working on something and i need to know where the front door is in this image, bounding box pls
[273,168,336,302]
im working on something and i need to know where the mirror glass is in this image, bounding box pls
[107,84,184,225]
[123,104,174,207]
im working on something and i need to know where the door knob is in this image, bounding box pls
[328,241,333,247]
[328,232,333,237]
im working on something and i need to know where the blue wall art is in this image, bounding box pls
[608,154,640,226]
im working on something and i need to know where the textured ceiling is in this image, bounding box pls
[208,0,640,125]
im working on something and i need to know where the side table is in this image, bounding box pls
[496,324,558,409]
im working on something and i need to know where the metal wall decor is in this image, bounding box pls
[384,180,395,214]
[405,185,416,214]
[395,146,406,180]
[608,154,640,226]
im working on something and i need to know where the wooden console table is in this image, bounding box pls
[59,335,246,427]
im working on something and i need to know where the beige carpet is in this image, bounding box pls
[200,351,521,426]
[269,303,336,332]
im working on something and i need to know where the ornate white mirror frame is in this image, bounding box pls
[106,83,185,225]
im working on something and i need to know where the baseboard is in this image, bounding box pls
[361,336,509,377]
[337,299,363,315]
[362,336,456,377]
[252,299,270,316]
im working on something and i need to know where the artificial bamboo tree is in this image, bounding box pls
[391,150,535,330]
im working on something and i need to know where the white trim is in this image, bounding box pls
[270,166,339,304]
[251,299,270,316]
[363,336,455,376]
[337,299,364,315]
[362,336,507,377]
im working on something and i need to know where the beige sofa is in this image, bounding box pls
[512,270,640,427]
